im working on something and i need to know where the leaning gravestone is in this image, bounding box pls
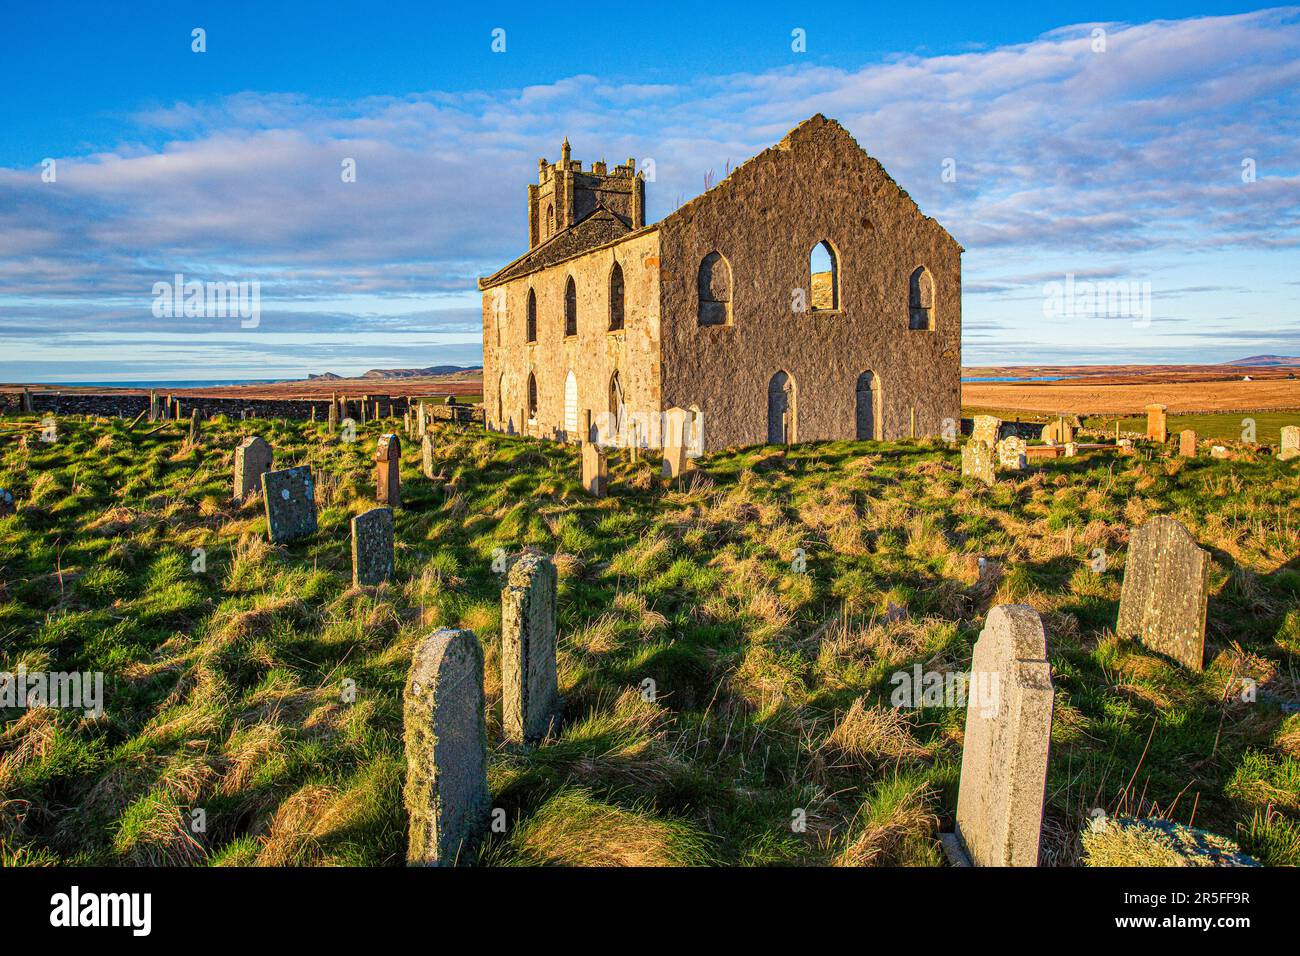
[351,507,394,586]
[1117,516,1209,670]
[500,552,562,744]
[404,628,491,866]
[421,433,435,479]
[376,433,401,507]
[954,604,1054,867]
[1179,429,1197,458]
[962,440,995,486]
[971,415,1001,447]
[1279,425,1299,461]
[996,435,1027,470]
[261,465,318,543]
[233,435,273,501]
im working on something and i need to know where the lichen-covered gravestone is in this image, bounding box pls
[1117,516,1209,670]
[971,415,1001,447]
[954,605,1054,867]
[233,436,272,501]
[261,465,318,543]
[421,433,435,479]
[500,552,562,744]
[962,440,995,486]
[375,433,401,507]
[351,507,394,586]
[1279,425,1299,461]
[404,628,491,866]
[996,435,1026,470]
[1179,429,1197,458]
[582,442,608,496]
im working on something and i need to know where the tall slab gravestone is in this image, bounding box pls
[962,440,995,486]
[351,507,394,586]
[500,552,562,744]
[404,628,491,866]
[1145,403,1168,443]
[261,465,318,543]
[582,442,608,496]
[1179,429,1197,458]
[376,433,401,507]
[1116,515,1209,670]
[421,433,435,479]
[233,435,272,501]
[996,435,1027,471]
[955,604,1054,867]
[971,415,1001,447]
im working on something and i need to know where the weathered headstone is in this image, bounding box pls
[1041,417,1074,445]
[500,552,561,744]
[962,440,995,486]
[971,415,1001,447]
[581,442,608,496]
[233,435,273,501]
[187,408,200,443]
[351,507,394,586]
[376,433,401,507]
[148,390,158,422]
[261,465,318,543]
[662,443,689,479]
[1179,429,1197,458]
[996,435,1027,470]
[1145,403,1168,443]
[1064,441,1078,457]
[421,433,435,478]
[1279,425,1299,461]
[1117,516,1209,670]
[954,604,1054,867]
[1210,445,1229,459]
[328,400,338,435]
[404,628,491,866]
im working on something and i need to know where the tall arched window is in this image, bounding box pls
[564,276,577,336]
[697,251,732,326]
[526,288,537,343]
[527,372,538,421]
[608,262,625,331]
[545,203,555,238]
[810,241,838,311]
[909,267,935,330]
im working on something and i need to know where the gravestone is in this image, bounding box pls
[328,400,338,435]
[1117,516,1209,670]
[1145,404,1168,443]
[500,552,561,744]
[962,440,995,486]
[351,507,394,586]
[404,628,491,866]
[662,443,689,479]
[954,604,1054,867]
[1064,442,1078,457]
[1210,445,1229,459]
[188,408,200,443]
[1041,417,1074,445]
[1118,438,1135,455]
[376,433,401,507]
[1279,425,1299,461]
[971,415,1001,447]
[261,465,318,543]
[1179,429,1197,458]
[233,436,273,501]
[421,433,435,479]
[148,391,158,422]
[582,442,608,496]
[996,435,1027,470]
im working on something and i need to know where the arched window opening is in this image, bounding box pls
[545,203,555,238]
[527,372,538,421]
[608,262,625,331]
[767,370,796,445]
[909,267,935,330]
[697,251,732,326]
[564,276,577,336]
[526,288,537,343]
[810,241,838,311]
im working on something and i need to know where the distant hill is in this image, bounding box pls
[306,365,482,381]
[1229,355,1300,367]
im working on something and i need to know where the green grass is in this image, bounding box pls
[1,413,1298,866]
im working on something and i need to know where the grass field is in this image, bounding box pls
[964,407,1299,446]
[2,415,1298,866]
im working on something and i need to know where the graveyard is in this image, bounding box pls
[1,408,1297,866]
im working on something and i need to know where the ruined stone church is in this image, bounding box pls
[479,114,961,452]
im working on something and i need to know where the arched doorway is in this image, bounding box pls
[855,371,881,440]
[564,370,578,440]
[767,371,795,444]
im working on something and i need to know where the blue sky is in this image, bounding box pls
[1,1,1297,381]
